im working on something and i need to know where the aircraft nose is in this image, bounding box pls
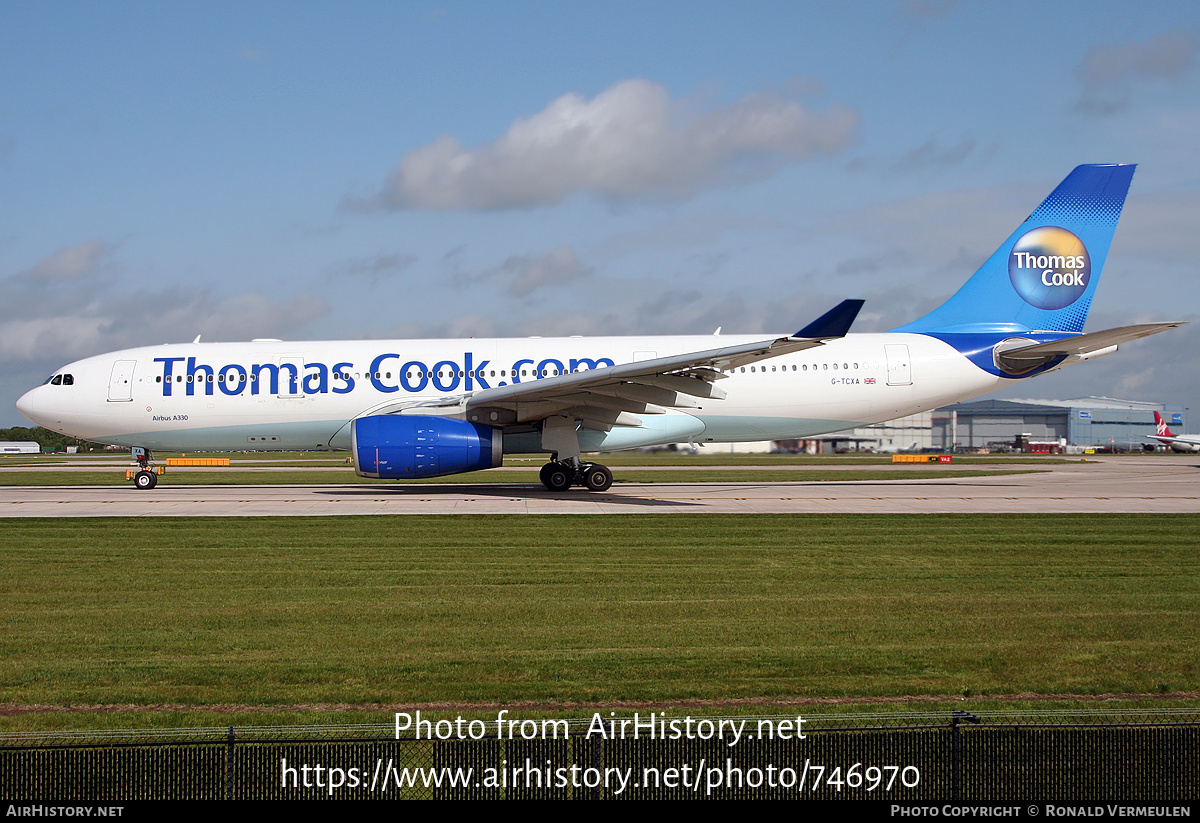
[15,386,47,426]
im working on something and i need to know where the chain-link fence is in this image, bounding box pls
[3,709,1196,800]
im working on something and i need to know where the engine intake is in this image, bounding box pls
[352,415,502,479]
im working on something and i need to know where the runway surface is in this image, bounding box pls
[1,456,1198,515]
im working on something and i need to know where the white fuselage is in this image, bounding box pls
[17,332,1002,454]
[1153,436,1200,454]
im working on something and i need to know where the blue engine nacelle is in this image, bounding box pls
[352,414,503,479]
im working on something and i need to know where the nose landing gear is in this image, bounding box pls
[127,446,162,490]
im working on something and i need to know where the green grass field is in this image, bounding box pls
[2,514,1196,730]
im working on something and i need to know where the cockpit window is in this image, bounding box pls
[62,374,74,385]
[50,375,62,386]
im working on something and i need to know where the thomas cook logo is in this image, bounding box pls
[1008,226,1090,310]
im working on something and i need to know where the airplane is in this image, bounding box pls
[15,164,1183,492]
[1148,411,1200,453]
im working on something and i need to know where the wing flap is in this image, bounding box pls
[639,374,728,399]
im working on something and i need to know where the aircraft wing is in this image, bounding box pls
[418,299,865,431]
[1148,433,1200,446]
[995,322,1184,372]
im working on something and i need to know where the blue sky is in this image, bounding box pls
[3,1,1199,426]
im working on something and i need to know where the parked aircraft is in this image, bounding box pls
[16,165,1180,491]
[1149,411,1200,453]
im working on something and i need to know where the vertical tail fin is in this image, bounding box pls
[1155,411,1175,437]
[893,164,1136,335]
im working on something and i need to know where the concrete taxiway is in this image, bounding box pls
[1,456,1197,516]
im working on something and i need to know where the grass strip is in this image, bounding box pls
[1,514,1195,729]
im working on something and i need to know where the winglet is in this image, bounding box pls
[793,299,865,339]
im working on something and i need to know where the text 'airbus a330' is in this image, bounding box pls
[17,164,1181,491]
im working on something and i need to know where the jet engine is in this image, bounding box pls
[352,414,503,479]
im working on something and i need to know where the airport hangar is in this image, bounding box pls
[770,397,1187,454]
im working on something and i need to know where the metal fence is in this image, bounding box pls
[2,709,1196,800]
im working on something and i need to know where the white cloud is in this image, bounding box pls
[1110,189,1200,264]
[329,253,418,284]
[0,289,328,366]
[357,79,858,211]
[890,137,977,171]
[466,246,592,297]
[20,238,111,281]
[0,316,110,363]
[1076,31,1199,115]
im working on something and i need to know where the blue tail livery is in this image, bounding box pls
[894,163,1135,335]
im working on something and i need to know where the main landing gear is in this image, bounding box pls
[538,417,612,492]
[539,461,614,493]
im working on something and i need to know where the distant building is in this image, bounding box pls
[0,442,41,454]
[693,397,1183,454]
[771,397,1185,454]
[932,398,1186,451]
[708,441,777,454]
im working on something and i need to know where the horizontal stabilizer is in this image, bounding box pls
[1000,322,1184,363]
[994,322,1183,375]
